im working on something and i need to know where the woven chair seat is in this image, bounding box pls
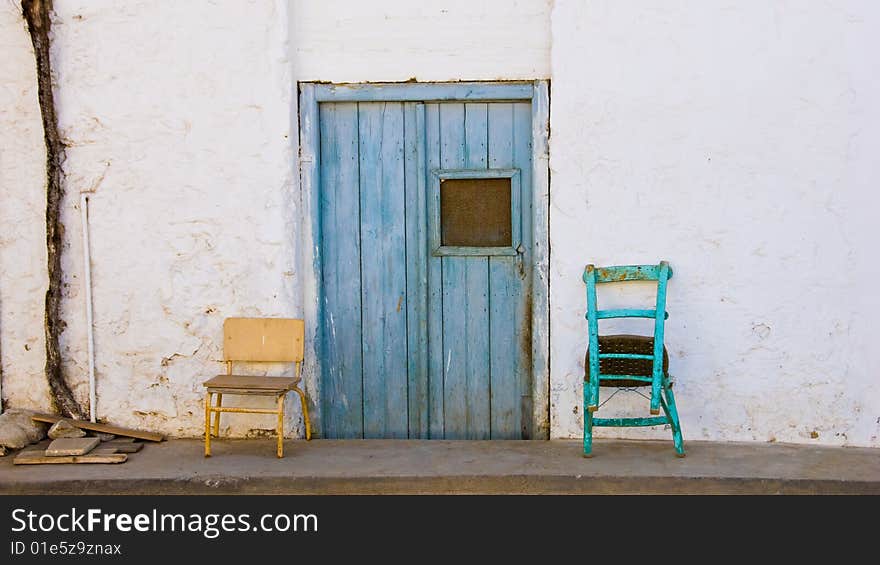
[584,334,668,387]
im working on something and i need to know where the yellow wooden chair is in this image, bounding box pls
[203,318,312,458]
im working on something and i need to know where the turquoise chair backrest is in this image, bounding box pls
[582,261,673,411]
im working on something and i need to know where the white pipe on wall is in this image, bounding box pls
[80,192,97,423]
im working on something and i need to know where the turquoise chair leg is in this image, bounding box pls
[583,387,594,457]
[650,382,662,415]
[584,372,598,412]
[589,379,599,412]
[661,380,685,457]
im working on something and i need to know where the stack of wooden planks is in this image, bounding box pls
[12,414,162,465]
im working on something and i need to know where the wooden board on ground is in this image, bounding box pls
[30,414,164,442]
[46,437,100,456]
[13,450,127,465]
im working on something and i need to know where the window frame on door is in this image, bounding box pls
[429,167,522,257]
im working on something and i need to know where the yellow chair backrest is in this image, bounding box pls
[223,318,304,363]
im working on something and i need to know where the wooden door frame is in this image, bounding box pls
[298,81,550,439]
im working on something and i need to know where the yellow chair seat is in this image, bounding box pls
[204,375,301,393]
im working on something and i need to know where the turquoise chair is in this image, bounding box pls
[582,261,684,457]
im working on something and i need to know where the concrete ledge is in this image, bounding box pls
[1,439,877,494]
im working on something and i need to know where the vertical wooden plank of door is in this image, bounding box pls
[441,259,489,439]
[404,102,428,438]
[465,103,489,168]
[358,102,408,438]
[487,102,521,439]
[319,103,363,439]
[514,101,535,439]
[441,103,491,439]
[464,103,491,438]
[425,104,445,439]
[439,103,467,439]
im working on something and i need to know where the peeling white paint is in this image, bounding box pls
[0,4,52,413]
[1,0,302,437]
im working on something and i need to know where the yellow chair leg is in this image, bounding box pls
[276,394,284,458]
[204,392,212,457]
[213,393,223,437]
[293,386,312,441]
[205,387,303,458]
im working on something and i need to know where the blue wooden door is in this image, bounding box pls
[319,99,533,439]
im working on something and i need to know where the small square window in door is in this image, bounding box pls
[440,178,512,247]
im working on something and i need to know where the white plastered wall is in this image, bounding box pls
[0,0,552,436]
[0,5,52,413]
[291,0,551,83]
[550,0,880,446]
[1,0,301,436]
[1,1,877,445]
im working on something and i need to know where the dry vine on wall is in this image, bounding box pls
[21,0,85,419]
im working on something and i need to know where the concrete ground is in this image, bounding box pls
[0,438,877,494]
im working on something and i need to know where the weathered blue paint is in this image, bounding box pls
[582,386,593,457]
[314,82,534,103]
[599,353,654,360]
[431,168,521,177]
[516,99,538,438]
[594,308,668,320]
[433,247,518,257]
[318,102,363,438]
[597,375,653,383]
[425,103,445,439]
[424,99,534,439]
[465,103,488,168]
[404,102,429,439]
[593,417,669,427]
[464,103,491,439]
[489,256,519,437]
[440,102,491,439]
[488,103,521,438]
[583,264,675,283]
[443,258,491,439]
[661,377,685,456]
[308,82,545,439]
[582,261,684,456]
[358,102,408,438]
[585,267,600,412]
[650,262,672,414]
